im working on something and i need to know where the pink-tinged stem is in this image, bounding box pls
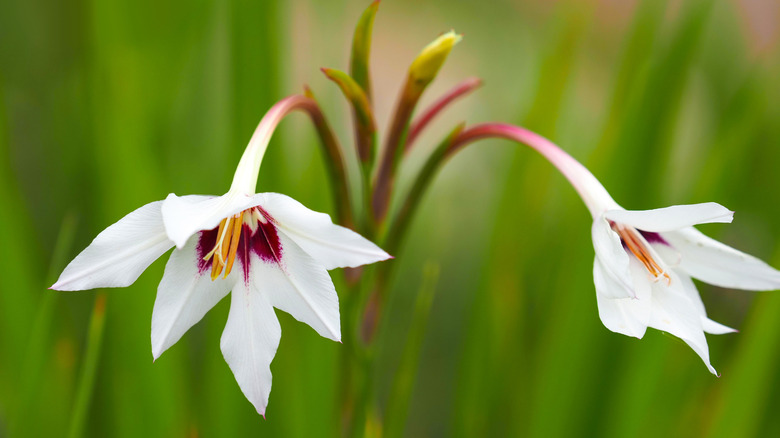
[405,77,482,152]
[372,79,421,225]
[231,94,354,228]
[449,123,614,217]
[383,122,614,309]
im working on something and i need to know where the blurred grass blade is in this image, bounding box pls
[350,0,380,102]
[18,213,78,430]
[68,293,107,438]
[594,0,666,165]
[705,287,780,438]
[522,1,592,135]
[384,263,439,438]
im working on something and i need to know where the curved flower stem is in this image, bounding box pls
[405,77,482,153]
[231,93,355,228]
[448,123,615,217]
[378,121,610,337]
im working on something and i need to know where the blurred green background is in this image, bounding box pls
[2,0,780,436]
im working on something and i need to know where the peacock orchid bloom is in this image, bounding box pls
[449,123,780,374]
[51,96,391,416]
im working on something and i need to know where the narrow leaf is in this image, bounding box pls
[350,0,380,102]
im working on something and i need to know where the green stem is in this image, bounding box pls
[383,263,439,437]
[301,89,357,229]
[384,124,464,258]
[372,80,421,226]
[68,293,107,438]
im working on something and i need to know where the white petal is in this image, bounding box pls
[592,217,635,298]
[662,227,780,291]
[248,232,341,341]
[647,274,717,374]
[670,269,736,336]
[220,280,281,417]
[604,203,733,232]
[701,317,737,335]
[672,269,707,316]
[258,193,391,270]
[151,236,235,360]
[161,193,262,249]
[594,257,651,338]
[52,200,173,291]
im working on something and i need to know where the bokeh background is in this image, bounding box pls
[2,0,780,436]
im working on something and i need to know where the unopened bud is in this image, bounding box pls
[408,31,462,86]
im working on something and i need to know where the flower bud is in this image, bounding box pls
[408,31,462,87]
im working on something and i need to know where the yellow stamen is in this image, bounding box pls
[203,218,228,262]
[612,223,671,284]
[210,252,223,281]
[202,213,246,281]
[224,213,244,277]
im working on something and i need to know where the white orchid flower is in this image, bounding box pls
[52,97,391,416]
[539,132,780,375]
[455,124,780,375]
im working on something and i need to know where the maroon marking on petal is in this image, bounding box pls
[236,214,284,283]
[640,231,670,246]
[253,219,282,263]
[238,224,253,283]
[196,227,220,274]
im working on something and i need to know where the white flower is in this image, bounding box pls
[513,127,780,374]
[51,100,391,416]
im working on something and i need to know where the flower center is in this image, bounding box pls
[611,223,671,285]
[198,207,283,282]
[202,211,247,280]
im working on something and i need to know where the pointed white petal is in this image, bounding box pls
[592,217,635,298]
[672,269,706,316]
[669,269,736,336]
[161,193,262,249]
[151,236,234,360]
[52,200,173,291]
[258,193,391,270]
[220,280,281,417]
[647,274,717,374]
[248,232,341,341]
[604,202,733,232]
[594,257,651,338]
[662,227,780,291]
[701,317,737,335]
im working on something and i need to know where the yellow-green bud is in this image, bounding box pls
[408,31,462,86]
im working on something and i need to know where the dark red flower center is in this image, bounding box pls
[197,206,283,282]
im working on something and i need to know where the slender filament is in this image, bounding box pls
[203,212,245,280]
[612,223,671,284]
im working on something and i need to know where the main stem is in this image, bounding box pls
[230,94,355,228]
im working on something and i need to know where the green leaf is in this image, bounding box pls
[350,0,380,103]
